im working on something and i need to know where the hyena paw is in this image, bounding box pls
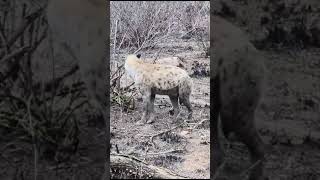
[146,114,155,124]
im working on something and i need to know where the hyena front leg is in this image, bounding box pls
[146,92,156,124]
[137,88,155,124]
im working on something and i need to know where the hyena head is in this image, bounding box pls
[124,54,142,79]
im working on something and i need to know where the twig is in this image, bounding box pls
[122,82,135,91]
[113,19,118,55]
[111,64,124,80]
[150,122,185,148]
[152,48,163,64]
[111,153,148,164]
[238,160,262,178]
[212,161,226,180]
[0,22,9,53]
[0,46,30,62]
[117,31,127,50]
[192,118,209,129]
[0,7,44,59]
[26,94,38,180]
[146,149,184,156]
[115,144,120,154]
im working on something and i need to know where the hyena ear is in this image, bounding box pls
[136,54,141,58]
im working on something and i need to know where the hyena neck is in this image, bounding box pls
[125,58,143,79]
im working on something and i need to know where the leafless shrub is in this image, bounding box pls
[195,27,210,57]
[110,1,210,54]
[110,63,136,112]
[0,2,90,178]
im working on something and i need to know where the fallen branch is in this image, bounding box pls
[110,154,187,179]
[146,149,184,156]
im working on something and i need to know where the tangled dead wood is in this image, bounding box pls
[110,154,187,179]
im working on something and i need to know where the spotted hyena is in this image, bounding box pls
[212,16,267,180]
[125,54,193,124]
[46,0,108,178]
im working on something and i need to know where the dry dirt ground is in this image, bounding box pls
[110,37,210,179]
[218,48,320,180]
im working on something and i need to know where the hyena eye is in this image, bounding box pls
[136,54,141,58]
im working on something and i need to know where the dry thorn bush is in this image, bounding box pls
[0,1,95,178]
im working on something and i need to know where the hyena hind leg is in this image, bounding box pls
[169,94,180,119]
[232,112,266,180]
[179,94,193,119]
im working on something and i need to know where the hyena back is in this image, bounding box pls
[212,16,266,180]
[125,54,193,124]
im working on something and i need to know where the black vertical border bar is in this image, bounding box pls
[210,0,215,179]
[105,0,111,179]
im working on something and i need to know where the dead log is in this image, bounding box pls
[110,154,187,179]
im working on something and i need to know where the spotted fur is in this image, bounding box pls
[212,16,267,180]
